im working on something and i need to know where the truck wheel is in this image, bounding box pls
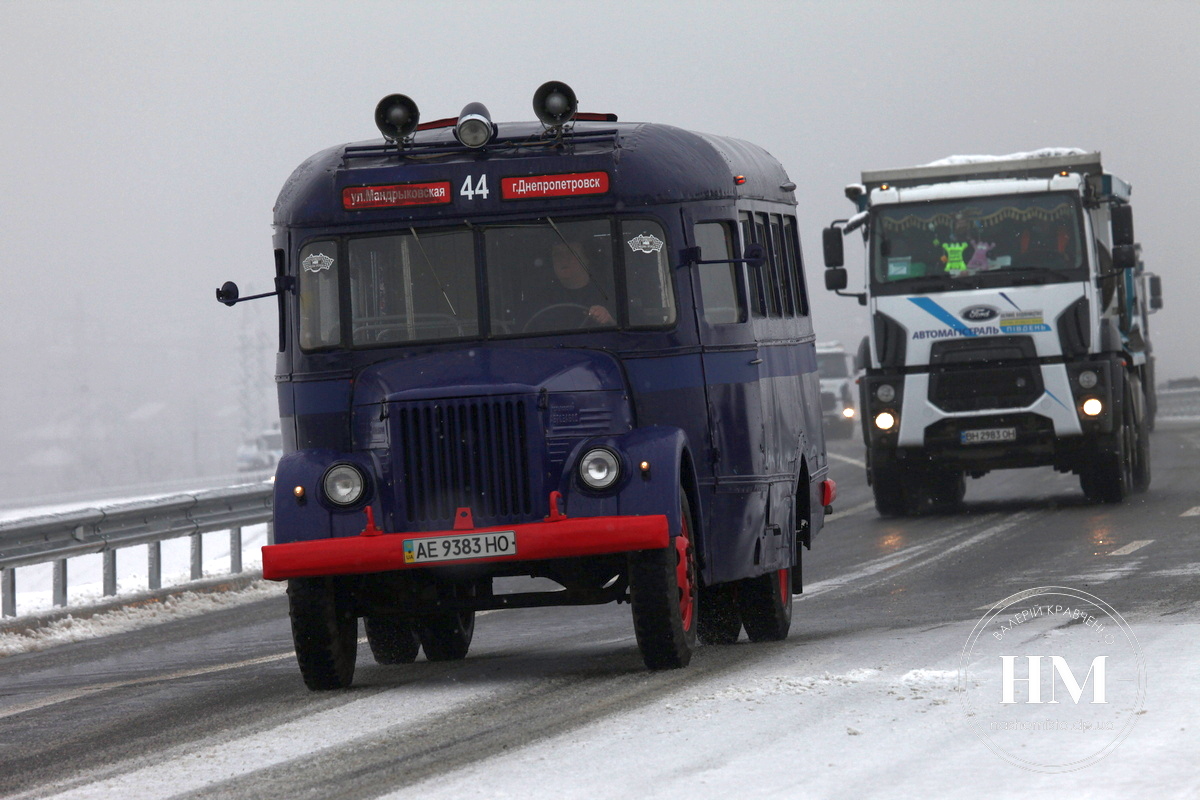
[698,582,741,645]
[630,490,698,669]
[737,566,793,642]
[1081,403,1132,504]
[417,611,475,661]
[928,469,966,511]
[871,463,909,516]
[288,577,358,690]
[364,615,421,665]
[1130,381,1152,493]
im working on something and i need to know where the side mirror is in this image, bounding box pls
[1149,274,1163,310]
[823,226,844,267]
[743,242,766,270]
[1112,244,1138,271]
[825,267,848,291]
[1111,205,1135,247]
[216,281,240,306]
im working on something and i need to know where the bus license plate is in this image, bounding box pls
[403,531,517,564]
[960,427,1016,445]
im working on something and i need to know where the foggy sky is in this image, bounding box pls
[2,0,1196,503]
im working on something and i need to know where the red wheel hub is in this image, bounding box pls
[675,525,695,631]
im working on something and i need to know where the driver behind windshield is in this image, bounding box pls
[521,239,615,332]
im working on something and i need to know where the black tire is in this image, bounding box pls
[364,615,421,665]
[417,610,475,661]
[697,582,741,645]
[871,463,909,516]
[1080,400,1131,504]
[630,491,698,670]
[928,469,966,511]
[1130,380,1152,493]
[737,566,793,642]
[288,577,358,691]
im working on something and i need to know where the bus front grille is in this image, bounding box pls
[393,398,536,529]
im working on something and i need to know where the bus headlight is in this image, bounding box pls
[1081,398,1104,417]
[874,411,897,431]
[322,463,367,507]
[579,448,621,490]
[875,383,896,403]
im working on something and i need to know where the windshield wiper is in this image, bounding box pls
[408,227,458,317]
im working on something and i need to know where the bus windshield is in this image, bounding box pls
[301,217,675,350]
[869,192,1086,294]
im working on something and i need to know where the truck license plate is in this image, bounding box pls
[960,427,1017,445]
[403,531,517,564]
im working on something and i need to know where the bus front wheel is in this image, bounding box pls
[288,577,358,690]
[629,491,698,669]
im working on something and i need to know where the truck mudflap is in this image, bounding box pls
[262,495,669,580]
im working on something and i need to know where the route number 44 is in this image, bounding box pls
[460,174,489,200]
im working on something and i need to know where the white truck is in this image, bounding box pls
[816,341,858,439]
[822,150,1161,514]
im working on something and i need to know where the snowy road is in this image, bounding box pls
[1,427,1198,799]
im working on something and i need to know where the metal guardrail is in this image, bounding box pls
[0,484,273,618]
[1157,387,1200,421]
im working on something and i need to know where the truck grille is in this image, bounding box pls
[392,398,537,529]
[927,336,1043,412]
[821,391,837,412]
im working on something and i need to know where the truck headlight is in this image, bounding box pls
[874,411,897,431]
[1078,370,1098,389]
[322,463,367,506]
[842,407,856,419]
[875,384,896,403]
[1081,398,1104,417]
[579,448,621,490]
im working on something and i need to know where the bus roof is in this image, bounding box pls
[274,120,796,228]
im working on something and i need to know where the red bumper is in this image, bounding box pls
[262,513,670,581]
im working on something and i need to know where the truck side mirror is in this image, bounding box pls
[1112,244,1138,271]
[1111,204,1135,247]
[825,267,848,291]
[216,281,240,306]
[822,227,844,267]
[743,242,766,270]
[1149,274,1163,310]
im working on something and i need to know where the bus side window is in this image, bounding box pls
[298,240,341,350]
[769,213,796,316]
[783,215,809,316]
[694,221,745,324]
[622,219,676,328]
[740,211,766,317]
[756,212,782,317]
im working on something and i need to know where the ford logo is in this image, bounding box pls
[961,305,999,322]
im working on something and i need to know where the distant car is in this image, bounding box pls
[237,426,283,472]
[817,342,858,439]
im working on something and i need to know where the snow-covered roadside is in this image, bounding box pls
[1,522,276,654]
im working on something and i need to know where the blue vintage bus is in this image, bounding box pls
[219,82,835,689]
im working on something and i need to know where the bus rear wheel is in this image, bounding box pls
[364,615,421,665]
[630,491,698,669]
[288,577,358,690]
[698,582,741,645]
[737,566,793,642]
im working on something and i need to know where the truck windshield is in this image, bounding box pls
[869,192,1086,294]
[817,353,849,378]
[303,217,674,350]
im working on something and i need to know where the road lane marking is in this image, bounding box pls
[1109,540,1153,556]
[1181,506,1200,517]
[803,511,1034,600]
[828,452,867,469]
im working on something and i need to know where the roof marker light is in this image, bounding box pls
[455,102,496,149]
[734,175,747,185]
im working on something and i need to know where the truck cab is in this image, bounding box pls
[822,150,1154,513]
